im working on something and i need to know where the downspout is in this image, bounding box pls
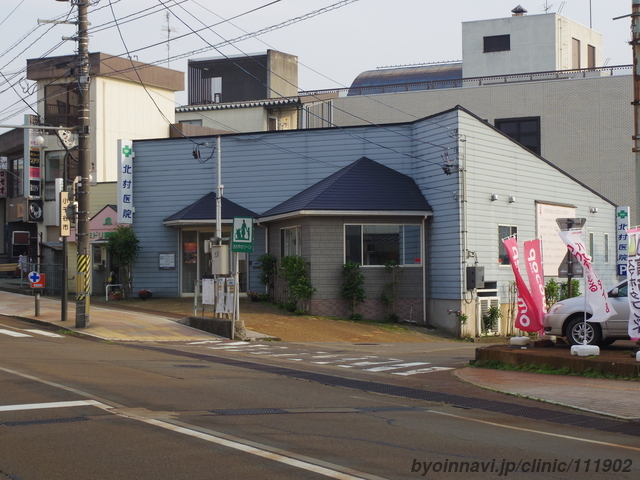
[422,214,428,326]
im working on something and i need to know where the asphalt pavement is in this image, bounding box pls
[1,289,640,421]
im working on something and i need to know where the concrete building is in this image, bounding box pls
[0,53,184,293]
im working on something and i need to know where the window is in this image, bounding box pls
[44,150,78,201]
[179,119,202,126]
[281,226,301,257]
[483,35,510,53]
[495,117,541,155]
[588,45,596,69]
[498,225,517,265]
[345,224,421,266]
[44,84,79,127]
[604,233,609,263]
[9,156,23,198]
[589,232,595,258]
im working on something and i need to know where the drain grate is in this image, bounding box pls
[131,345,640,438]
[2,416,89,427]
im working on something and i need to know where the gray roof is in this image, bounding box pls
[261,157,432,218]
[348,63,462,96]
[164,192,257,223]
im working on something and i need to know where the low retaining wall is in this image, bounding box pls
[476,345,640,377]
[182,316,232,339]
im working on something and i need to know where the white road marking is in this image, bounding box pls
[0,329,30,338]
[25,329,64,338]
[391,367,453,376]
[0,400,100,412]
[349,360,402,366]
[365,362,430,372]
[187,340,223,345]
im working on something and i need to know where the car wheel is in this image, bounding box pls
[566,316,602,346]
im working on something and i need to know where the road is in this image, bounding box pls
[1,315,639,479]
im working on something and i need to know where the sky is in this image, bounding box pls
[0,0,633,130]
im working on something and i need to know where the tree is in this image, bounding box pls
[341,262,366,320]
[105,225,141,300]
[257,253,277,298]
[280,255,315,313]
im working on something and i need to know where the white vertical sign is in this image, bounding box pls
[117,139,134,224]
[616,206,630,276]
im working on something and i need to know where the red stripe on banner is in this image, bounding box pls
[523,239,546,332]
[503,237,542,332]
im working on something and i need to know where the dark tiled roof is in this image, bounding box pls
[261,157,431,217]
[164,192,257,222]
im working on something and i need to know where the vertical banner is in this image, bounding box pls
[117,139,133,224]
[626,227,640,339]
[617,207,631,276]
[502,237,542,332]
[23,114,42,199]
[523,239,546,328]
[558,230,616,322]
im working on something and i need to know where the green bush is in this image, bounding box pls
[341,262,366,320]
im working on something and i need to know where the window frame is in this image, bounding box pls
[344,223,422,267]
[281,225,301,257]
[483,34,511,53]
[498,225,518,266]
[495,116,541,155]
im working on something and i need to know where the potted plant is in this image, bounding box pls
[246,291,261,302]
[109,290,124,301]
[138,289,152,300]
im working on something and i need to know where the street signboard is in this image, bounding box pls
[231,217,253,253]
[28,271,45,289]
[60,191,70,237]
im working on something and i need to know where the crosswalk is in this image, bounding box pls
[0,328,64,339]
[186,339,453,376]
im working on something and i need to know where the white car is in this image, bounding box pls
[543,280,631,346]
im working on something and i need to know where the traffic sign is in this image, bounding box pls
[28,271,45,289]
[231,217,253,253]
[557,252,584,278]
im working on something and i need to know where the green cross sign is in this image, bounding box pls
[617,210,628,219]
[122,145,132,157]
[232,217,253,253]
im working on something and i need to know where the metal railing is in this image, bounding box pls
[299,65,632,99]
[22,263,63,296]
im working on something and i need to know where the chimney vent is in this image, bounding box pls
[511,5,527,16]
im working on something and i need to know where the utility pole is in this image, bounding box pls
[633,1,640,223]
[76,0,91,328]
[56,0,91,327]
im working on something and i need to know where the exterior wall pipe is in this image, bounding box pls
[633,1,640,221]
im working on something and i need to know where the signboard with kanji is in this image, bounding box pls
[117,139,133,224]
[231,217,253,253]
[616,206,630,276]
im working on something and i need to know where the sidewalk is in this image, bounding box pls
[0,290,220,342]
[1,290,640,420]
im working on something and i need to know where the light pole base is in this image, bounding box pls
[75,300,89,328]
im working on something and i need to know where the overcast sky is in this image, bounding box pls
[0,0,632,129]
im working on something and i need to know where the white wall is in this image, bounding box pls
[462,13,602,77]
[92,77,176,183]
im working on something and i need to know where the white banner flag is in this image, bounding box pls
[557,230,616,323]
[626,227,640,339]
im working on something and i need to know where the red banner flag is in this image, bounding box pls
[502,237,543,332]
[523,239,546,330]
